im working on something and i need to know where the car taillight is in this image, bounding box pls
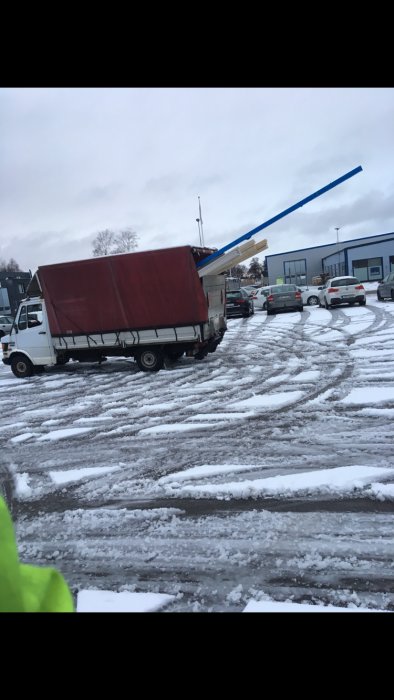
[295,291,301,299]
[267,295,274,302]
[355,285,364,290]
[328,287,339,293]
[235,299,245,304]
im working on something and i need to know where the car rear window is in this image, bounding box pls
[334,278,359,287]
[227,291,242,299]
[270,285,297,293]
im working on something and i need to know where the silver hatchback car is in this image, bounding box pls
[377,272,394,301]
[266,284,304,315]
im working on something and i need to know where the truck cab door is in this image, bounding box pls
[15,302,54,364]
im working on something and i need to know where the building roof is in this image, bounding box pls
[265,231,394,259]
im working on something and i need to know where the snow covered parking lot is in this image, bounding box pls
[2,296,394,612]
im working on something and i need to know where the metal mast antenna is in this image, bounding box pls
[196,216,202,246]
[198,196,205,247]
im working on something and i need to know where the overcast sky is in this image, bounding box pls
[1,87,394,272]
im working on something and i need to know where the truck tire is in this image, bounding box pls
[135,348,164,372]
[11,354,34,378]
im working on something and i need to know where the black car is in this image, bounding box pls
[226,289,254,318]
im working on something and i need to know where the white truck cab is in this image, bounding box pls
[2,298,56,377]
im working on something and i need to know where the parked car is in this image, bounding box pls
[297,286,322,306]
[251,286,271,310]
[377,273,394,301]
[226,289,254,318]
[265,285,303,314]
[318,276,366,308]
[0,316,14,338]
[241,285,259,298]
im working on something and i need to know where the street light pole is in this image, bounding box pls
[334,227,341,276]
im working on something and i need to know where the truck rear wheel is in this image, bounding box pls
[135,348,164,372]
[11,355,34,378]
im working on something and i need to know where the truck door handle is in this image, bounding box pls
[39,331,46,335]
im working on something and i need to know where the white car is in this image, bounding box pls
[297,286,321,306]
[0,315,14,338]
[318,276,366,309]
[251,286,271,310]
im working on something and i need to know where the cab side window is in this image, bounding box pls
[27,303,43,328]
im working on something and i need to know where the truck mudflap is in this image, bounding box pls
[193,329,225,360]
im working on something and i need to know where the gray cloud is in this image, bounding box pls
[1,87,394,271]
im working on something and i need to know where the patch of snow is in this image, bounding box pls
[234,391,304,409]
[37,427,94,441]
[341,388,394,405]
[243,600,387,612]
[165,465,393,500]
[77,590,175,612]
[49,465,120,485]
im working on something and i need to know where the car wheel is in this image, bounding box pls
[391,290,394,302]
[299,306,304,312]
[263,302,267,310]
[359,300,366,306]
[377,291,383,301]
[11,354,34,378]
[324,298,330,309]
[135,348,164,372]
[307,295,319,306]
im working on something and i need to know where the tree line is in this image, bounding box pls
[2,230,266,276]
[92,228,138,256]
[227,258,265,280]
[0,258,21,272]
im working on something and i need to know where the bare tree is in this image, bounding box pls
[232,264,247,279]
[92,227,139,256]
[92,229,115,257]
[247,257,264,279]
[6,258,21,272]
[0,257,21,272]
[113,228,139,254]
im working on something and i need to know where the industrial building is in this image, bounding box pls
[0,271,32,316]
[265,231,394,286]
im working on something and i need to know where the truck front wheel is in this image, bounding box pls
[11,355,34,378]
[135,348,164,372]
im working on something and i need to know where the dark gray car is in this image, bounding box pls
[266,284,304,315]
[226,289,254,318]
[377,272,394,301]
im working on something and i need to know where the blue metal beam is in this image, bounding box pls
[196,165,363,269]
